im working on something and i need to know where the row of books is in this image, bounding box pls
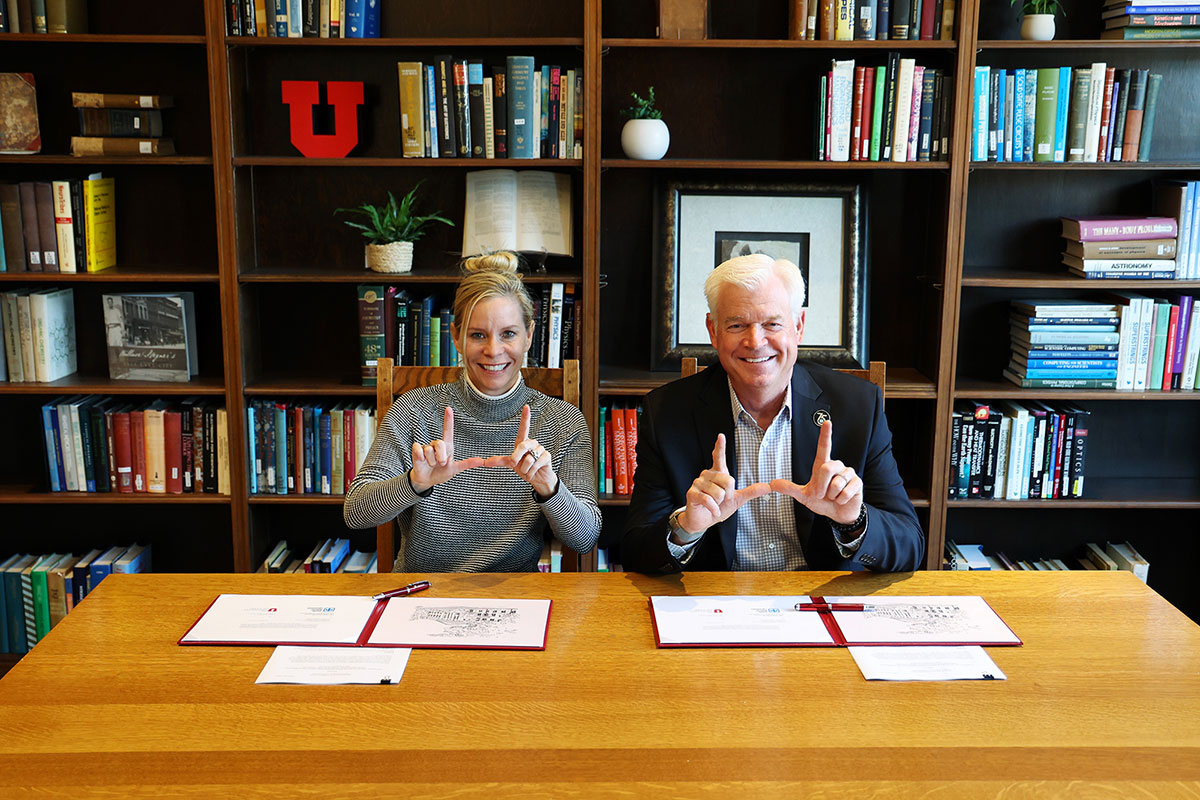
[0,545,150,654]
[599,402,641,496]
[0,175,115,273]
[1102,0,1200,39]
[1,288,77,383]
[257,539,378,573]
[246,400,376,495]
[972,65,1161,164]
[537,540,564,573]
[397,57,583,160]
[68,92,176,158]
[789,0,955,41]
[946,540,1149,583]
[949,401,1090,501]
[41,397,230,495]
[0,0,87,33]
[1153,181,1200,281]
[1060,214,1179,280]
[817,56,951,163]
[227,0,380,38]
[1006,295,1200,391]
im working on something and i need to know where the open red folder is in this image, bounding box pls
[178,594,552,650]
[649,595,1022,648]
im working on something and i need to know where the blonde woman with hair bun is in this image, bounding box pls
[345,251,600,572]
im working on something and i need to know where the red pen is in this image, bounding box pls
[794,602,874,612]
[373,581,431,601]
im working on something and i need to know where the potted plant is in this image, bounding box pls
[1011,0,1064,41]
[619,86,670,161]
[336,180,454,273]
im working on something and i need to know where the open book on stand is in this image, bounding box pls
[462,169,572,258]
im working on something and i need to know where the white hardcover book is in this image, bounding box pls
[56,396,79,491]
[1113,297,1142,390]
[1181,300,1200,390]
[354,405,373,473]
[482,76,495,159]
[1190,179,1200,280]
[996,402,1029,500]
[891,59,915,163]
[830,59,855,162]
[906,65,924,162]
[1134,299,1155,391]
[546,282,564,369]
[1083,62,1106,163]
[35,288,76,382]
[51,180,78,273]
[1105,541,1149,583]
[993,414,1011,500]
[68,397,88,492]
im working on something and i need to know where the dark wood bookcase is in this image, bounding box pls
[0,0,1195,621]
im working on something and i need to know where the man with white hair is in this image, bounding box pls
[621,254,923,573]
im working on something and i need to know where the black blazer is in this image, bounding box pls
[620,361,924,574]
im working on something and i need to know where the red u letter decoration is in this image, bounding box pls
[280,80,364,158]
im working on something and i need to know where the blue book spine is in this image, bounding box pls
[506,55,536,159]
[273,0,287,36]
[273,404,288,495]
[995,69,1006,162]
[1021,368,1118,379]
[5,569,27,655]
[302,405,315,493]
[1024,358,1119,369]
[973,67,989,161]
[0,204,6,271]
[1189,179,1200,281]
[1053,65,1071,162]
[344,0,365,37]
[327,539,351,573]
[425,66,439,158]
[1020,349,1117,359]
[1012,69,1025,162]
[419,295,433,366]
[1023,69,1037,162]
[1117,4,1200,11]
[246,405,258,494]
[319,411,332,494]
[41,403,61,492]
[1025,324,1118,332]
[311,406,323,493]
[363,0,379,37]
[1079,270,1175,279]
[89,562,113,592]
[0,565,7,653]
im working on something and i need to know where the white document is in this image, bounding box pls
[650,596,836,647]
[849,646,1008,682]
[180,594,379,645]
[823,596,1021,646]
[367,597,552,649]
[255,646,412,685]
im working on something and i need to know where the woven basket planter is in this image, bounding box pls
[365,241,414,273]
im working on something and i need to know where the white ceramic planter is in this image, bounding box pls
[621,118,670,160]
[366,240,413,273]
[1020,14,1055,41]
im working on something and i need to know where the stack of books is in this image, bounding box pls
[1103,1,1200,39]
[1007,300,1121,389]
[1061,216,1177,279]
[257,539,377,573]
[945,541,1149,581]
[70,93,174,157]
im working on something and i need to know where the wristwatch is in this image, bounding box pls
[668,508,704,544]
[829,504,867,535]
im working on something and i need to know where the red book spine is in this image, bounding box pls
[1051,413,1068,499]
[623,406,638,489]
[850,66,866,161]
[920,0,937,39]
[113,411,133,493]
[825,70,833,161]
[292,406,304,493]
[612,405,630,495]
[130,410,147,493]
[164,410,183,494]
[1162,305,1180,391]
[860,67,875,160]
[343,406,356,488]
[105,408,118,491]
[604,414,614,494]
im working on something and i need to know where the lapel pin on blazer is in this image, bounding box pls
[812,409,831,427]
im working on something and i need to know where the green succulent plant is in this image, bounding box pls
[1010,0,1064,17]
[620,86,663,120]
[336,181,454,244]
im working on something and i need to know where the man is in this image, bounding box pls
[621,254,924,574]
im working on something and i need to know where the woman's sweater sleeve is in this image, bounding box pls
[343,403,423,529]
[538,408,601,554]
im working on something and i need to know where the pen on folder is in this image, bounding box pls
[793,602,875,612]
[373,581,431,601]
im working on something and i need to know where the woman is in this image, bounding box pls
[344,251,601,572]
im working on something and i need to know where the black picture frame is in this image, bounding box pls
[651,179,868,370]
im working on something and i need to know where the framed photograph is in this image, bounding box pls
[652,180,867,370]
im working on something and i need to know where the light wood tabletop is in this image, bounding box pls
[1,570,1198,798]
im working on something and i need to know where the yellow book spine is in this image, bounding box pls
[144,408,166,493]
[83,177,116,272]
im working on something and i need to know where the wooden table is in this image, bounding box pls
[1,570,1198,798]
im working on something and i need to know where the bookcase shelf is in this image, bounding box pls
[231,157,583,168]
[243,379,374,396]
[970,162,1200,171]
[962,268,1200,289]
[0,156,213,166]
[947,478,1200,509]
[0,486,230,504]
[601,159,951,170]
[226,36,586,48]
[239,266,583,284]
[978,40,1200,50]
[247,495,347,505]
[954,380,1200,401]
[0,267,220,283]
[0,34,206,45]
[602,39,958,50]
[0,376,226,395]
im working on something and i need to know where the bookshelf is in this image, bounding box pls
[0,1,1194,622]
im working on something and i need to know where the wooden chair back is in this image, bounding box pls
[371,357,581,569]
[680,357,886,403]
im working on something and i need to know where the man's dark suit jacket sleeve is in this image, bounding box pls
[620,365,924,574]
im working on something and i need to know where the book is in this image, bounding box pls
[1061,254,1176,273]
[1105,541,1150,582]
[1121,69,1150,162]
[77,108,164,138]
[28,287,77,382]
[50,180,78,273]
[1137,73,1164,161]
[1061,216,1177,241]
[396,61,425,158]
[70,136,175,156]
[0,183,24,272]
[82,174,116,272]
[461,170,572,257]
[45,0,87,33]
[1064,238,1176,259]
[102,292,199,382]
[71,93,175,109]
[0,74,41,154]
[1102,25,1200,37]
